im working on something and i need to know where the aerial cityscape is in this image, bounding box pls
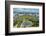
[13,8,39,28]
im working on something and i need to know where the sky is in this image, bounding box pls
[13,8,39,13]
[13,8,39,16]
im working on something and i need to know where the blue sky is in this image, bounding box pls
[13,8,39,16]
[13,8,39,13]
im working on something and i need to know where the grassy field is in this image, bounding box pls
[13,15,39,28]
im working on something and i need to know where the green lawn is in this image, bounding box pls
[13,15,39,28]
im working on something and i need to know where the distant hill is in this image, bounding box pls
[14,11,39,14]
